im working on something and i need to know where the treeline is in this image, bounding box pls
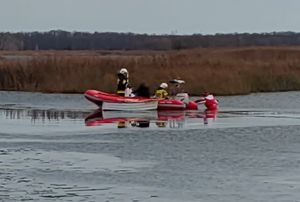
[1,31,300,51]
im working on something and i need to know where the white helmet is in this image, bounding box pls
[160,82,168,89]
[119,68,128,75]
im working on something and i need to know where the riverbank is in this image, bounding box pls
[0,47,300,95]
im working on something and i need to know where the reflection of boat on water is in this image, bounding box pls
[85,109,218,128]
[157,110,186,121]
[84,110,157,127]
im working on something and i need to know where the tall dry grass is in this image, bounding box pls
[0,47,300,95]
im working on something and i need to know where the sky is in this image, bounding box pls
[0,0,299,34]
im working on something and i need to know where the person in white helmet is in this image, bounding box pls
[116,68,129,96]
[155,82,169,99]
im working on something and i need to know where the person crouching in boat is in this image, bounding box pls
[134,82,150,98]
[117,68,129,96]
[155,83,169,99]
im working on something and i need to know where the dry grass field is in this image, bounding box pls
[0,47,300,95]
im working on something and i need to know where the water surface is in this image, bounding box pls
[1,91,300,202]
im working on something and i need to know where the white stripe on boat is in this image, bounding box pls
[102,101,158,111]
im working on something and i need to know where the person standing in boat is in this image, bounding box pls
[155,82,169,99]
[116,68,129,96]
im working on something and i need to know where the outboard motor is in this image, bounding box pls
[167,79,198,110]
[169,79,185,95]
[175,93,189,104]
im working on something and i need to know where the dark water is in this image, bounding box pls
[1,91,300,202]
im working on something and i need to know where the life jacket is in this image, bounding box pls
[155,87,168,99]
[204,95,218,110]
[117,73,128,95]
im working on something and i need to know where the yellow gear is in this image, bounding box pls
[155,89,168,99]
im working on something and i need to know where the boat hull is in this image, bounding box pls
[158,99,185,110]
[84,90,158,111]
[102,100,158,111]
[158,100,198,110]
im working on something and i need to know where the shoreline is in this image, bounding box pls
[1,88,299,97]
[1,47,300,96]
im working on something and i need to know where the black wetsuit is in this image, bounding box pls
[134,83,150,98]
[116,73,128,96]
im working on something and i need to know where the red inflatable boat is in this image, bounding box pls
[157,93,198,110]
[84,90,218,111]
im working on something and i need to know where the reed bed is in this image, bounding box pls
[0,47,300,95]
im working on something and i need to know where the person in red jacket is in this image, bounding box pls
[197,92,219,110]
